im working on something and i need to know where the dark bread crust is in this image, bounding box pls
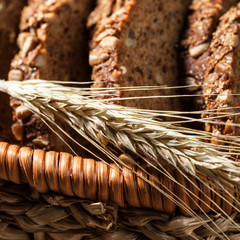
[0,0,26,143]
[0,0,26,79]
[203,4,240,138]
[88,0,191,110]
[9,0,94,151]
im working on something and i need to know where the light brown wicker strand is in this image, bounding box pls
[0,141,236,215]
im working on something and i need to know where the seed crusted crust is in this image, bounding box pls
[181,0,236,87]
[203,4,240,138]
[88,0,136,104]
[9,0,94,150]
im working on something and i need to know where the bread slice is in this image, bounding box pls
[180,0,236,113]
[9,0,94,151]
[203,4,240,138]
[88,0,191,110]
[0,0,26,79]
[0,0,26,142]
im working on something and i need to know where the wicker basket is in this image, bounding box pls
[0,93,240,240]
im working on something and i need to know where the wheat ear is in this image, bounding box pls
[0,79,240,186]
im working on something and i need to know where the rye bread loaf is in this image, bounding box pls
[0,0,26,142]
[203,4,240,139]
[9,0,94,151]
[181,0,236,112]
[88,0,191,110]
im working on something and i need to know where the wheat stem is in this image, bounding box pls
[0,80,239,187]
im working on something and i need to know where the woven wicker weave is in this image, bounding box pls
[0,139,239,239]
[1,1,240,237]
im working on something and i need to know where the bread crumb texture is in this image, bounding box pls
[88,0,191,110]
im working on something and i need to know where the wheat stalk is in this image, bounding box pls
[2,79,240,238]
[0,79,240,186]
